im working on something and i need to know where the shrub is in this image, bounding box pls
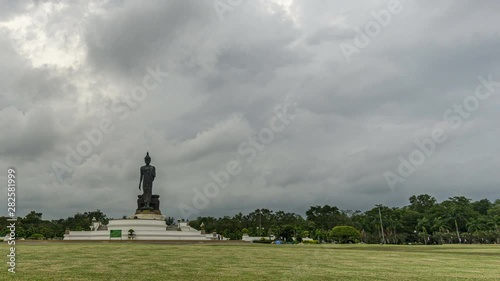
[252,239,273,244]
[302,240,319,244]
[242,228,249,234]
[28,234,45,240]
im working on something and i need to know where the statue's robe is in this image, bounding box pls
[140,165,156,205]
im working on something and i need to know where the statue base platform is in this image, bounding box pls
[64,219,225,241]
[137,194,161,212]
[132,209,163,220]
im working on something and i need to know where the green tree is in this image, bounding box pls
[306,205,347,231]
[330,226,361,243]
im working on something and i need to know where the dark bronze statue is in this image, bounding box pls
[139,152,156,210]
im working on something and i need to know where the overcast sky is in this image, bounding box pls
[1,0,499,220]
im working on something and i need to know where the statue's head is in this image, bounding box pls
[144,152,151,165]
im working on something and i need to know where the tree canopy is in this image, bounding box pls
[2,194,499,244]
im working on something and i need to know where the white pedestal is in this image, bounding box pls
[64,219,218,241]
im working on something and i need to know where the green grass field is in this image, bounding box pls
[1,242,499,280]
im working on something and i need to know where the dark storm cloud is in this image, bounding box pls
[85,0,214,76]
[0,0,499,220]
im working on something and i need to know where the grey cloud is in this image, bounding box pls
[0,0,499,220]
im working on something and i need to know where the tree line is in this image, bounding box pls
[2,194,499,244]
[189,194,500,244]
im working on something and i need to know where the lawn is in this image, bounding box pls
[1,242,499,280]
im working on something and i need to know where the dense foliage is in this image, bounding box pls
[2,194,500,244]
[330,226,361,243]
[0,210,110,239]
[189,194,500,244]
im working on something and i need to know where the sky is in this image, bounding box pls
[0,0,499,220]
